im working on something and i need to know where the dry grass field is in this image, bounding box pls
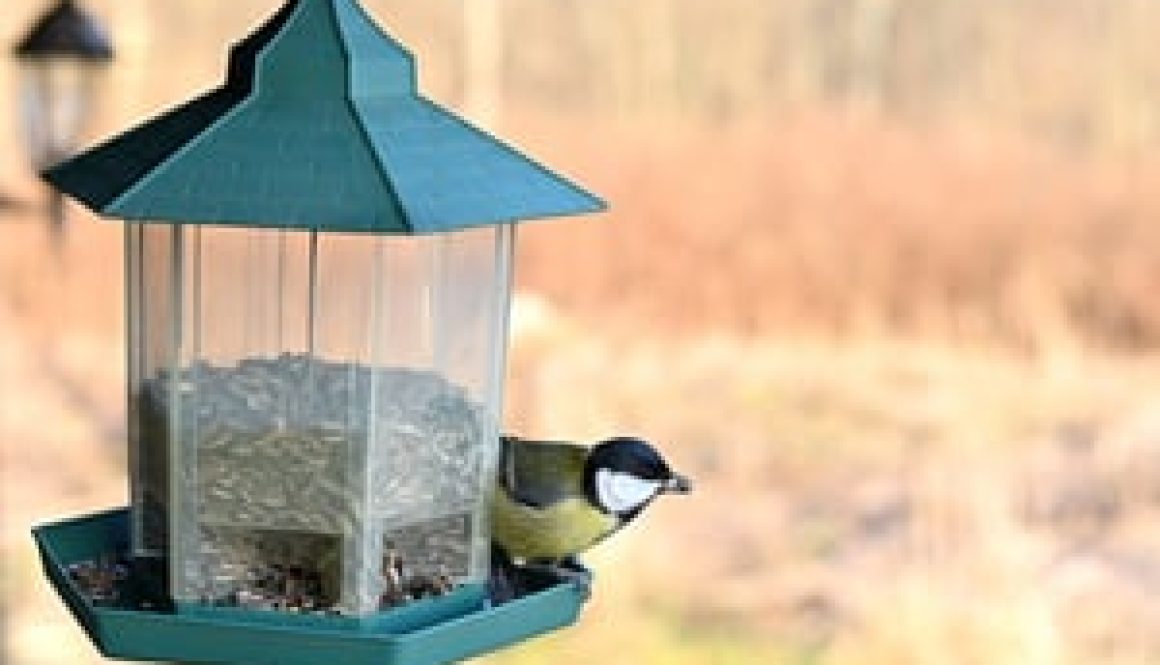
[4,1,1160,664]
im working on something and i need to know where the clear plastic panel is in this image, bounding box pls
[419,225,512,584]
[171,228,340,606]
[128,223,178,557]
[314,232,378,613]
[131,224,511,616]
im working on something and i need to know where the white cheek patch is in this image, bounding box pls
[596,469,660,514]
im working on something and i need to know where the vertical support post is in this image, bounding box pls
[169,225,202,604]
[307,229,319,356]
[126,224,143,553]
[276,230,286,351]
[345,235,387,614]
[244,230,255,351]
[430,235,450,374]
[171,228,183,357]
[167,225,187,601]
[190,228,202,367]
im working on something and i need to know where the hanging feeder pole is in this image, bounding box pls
[464,0,501,127]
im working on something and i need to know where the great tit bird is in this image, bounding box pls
[489,435,691,601]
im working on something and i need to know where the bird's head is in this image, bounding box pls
[584,437,692,519]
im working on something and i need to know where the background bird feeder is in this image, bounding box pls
[14,0,113,170]
[33,0,603,663]
[13,0,113,229]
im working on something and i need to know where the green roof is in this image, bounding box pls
[45,0,605,233]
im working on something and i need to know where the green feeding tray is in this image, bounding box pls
[34,508,589,665]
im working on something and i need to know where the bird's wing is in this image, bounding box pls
[499,435,590,509]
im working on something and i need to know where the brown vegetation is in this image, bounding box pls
[513,111,1160,351]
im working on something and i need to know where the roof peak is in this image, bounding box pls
[229,0,416,101]
[45,0,605,232]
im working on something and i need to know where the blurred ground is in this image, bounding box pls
[4,1,1160,665]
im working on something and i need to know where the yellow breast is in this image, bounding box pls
[490,488,618,560]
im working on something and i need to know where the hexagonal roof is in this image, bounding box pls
[45,0,605,233]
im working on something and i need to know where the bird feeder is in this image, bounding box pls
[14,0,113,170]
[14,0,113,230]
[33,1,603,663]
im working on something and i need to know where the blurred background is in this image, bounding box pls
[4,0,1160,664]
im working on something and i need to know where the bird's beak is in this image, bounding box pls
[662,473,693,495]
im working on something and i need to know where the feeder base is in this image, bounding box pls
[33,507,588,665]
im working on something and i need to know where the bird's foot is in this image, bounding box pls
[522,557,592,599]
[487,546,593,605]
[487,544,520,606]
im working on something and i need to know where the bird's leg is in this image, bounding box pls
[489,544,594,602]
[486,543,519,605]
[522,557,592,599]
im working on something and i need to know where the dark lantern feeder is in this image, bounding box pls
[13,0,113,231]
[32,0,604,663]
[14,0,113,169]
